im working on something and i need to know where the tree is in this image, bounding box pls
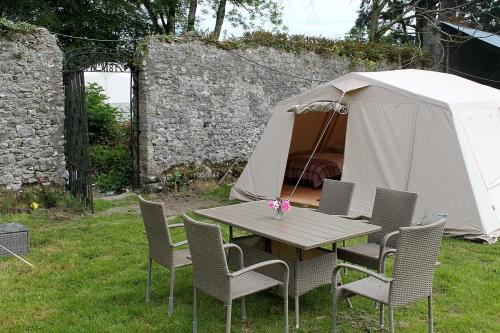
[214,0,228,39]
[211,0,284,39]
[0,0,153,49]
[0,0,284,44]
[187,0,198,31]
[85,83,120,145]
[353,0,499,44]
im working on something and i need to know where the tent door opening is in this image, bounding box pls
[281,111,348,206]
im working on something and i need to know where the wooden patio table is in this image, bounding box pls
[196,200,381,328]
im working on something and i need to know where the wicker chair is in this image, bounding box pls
[139,196,191,315]
[337,188,417,272]
[332,219,446,333]
[183,215,289,333]
[318,179,355,248]
[318,180,355,216]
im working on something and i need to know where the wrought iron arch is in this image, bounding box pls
[63,46,140,212]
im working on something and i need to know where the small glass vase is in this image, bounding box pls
[274,209,284,220]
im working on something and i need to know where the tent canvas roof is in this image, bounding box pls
[333,69,500,108]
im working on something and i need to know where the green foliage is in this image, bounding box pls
[0,17,36,36]
[0,0,151,50]
[0,186,83,213]
[210,31,421,66]
[85,82,133,193]
[344,26,368,42]
[85,83,120,145]
[90,143,133,193]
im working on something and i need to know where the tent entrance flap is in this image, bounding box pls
[283,106,349,206]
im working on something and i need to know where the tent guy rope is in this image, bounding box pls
[0,243,34,268]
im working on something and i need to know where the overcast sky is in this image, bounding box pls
[85,0,361,104]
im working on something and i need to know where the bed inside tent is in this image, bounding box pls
[280,107,348,207]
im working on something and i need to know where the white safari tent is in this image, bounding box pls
[230,69,500,242]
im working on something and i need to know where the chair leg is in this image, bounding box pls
[294,296,299,329]
[336,272,352,308]
[226,301,232,333]
[193,286,198,333]
[379,303,385,328]
[168,268,175,315]
[241,297,247,322]
[332,293,338,333]
[146,258,152,303]
[283,290,289,333]
[428,294,433,333]
[389,308,395,333]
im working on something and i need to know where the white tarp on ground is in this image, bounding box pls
[230,69,500,243]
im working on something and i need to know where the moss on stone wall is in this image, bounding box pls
[138,31,427,68]
[208,31,425,67]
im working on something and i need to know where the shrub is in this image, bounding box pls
[85,83,120,145]
[90,142,133,193]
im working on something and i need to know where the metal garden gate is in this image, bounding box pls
[63,47,140,211]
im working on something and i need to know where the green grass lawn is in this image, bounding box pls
[0,190,499,332]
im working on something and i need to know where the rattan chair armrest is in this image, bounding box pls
[379,230,399,259]
[230,260,290,286]
[168,223,185,229]
[223,243,244,269]
[332,263,392,287]
[379,249,397,273]
[171,239,188,248]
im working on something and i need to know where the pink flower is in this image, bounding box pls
[268,200,275,209]
[281,200,291,212]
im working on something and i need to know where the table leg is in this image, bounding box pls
[229,226,233,243]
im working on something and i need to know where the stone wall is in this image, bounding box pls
[137,37,396,182]
[0,28,65,190]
